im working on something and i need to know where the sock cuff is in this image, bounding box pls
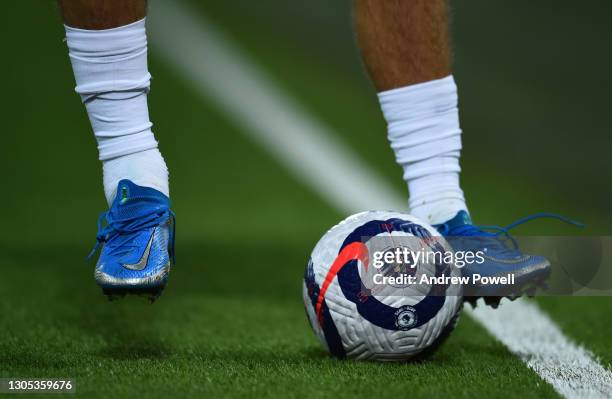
[64,18,150,98]
[378,75,458,124]
[64,18,147,54]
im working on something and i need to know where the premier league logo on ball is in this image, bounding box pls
[394,305,418,330]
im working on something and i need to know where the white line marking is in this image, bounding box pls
[466,300,612,398]
[148,1,612,397]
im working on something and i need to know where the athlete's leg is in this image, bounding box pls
[354,0,450,90]
[354,1,551,306]
[354,0,465,225]
[58,0,174,300]
[58,0,168,204]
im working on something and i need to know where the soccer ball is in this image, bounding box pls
[303,211,462,361]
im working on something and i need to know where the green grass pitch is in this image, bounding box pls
[1,1,611,398]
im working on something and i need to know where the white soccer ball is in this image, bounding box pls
[303,211,462,361]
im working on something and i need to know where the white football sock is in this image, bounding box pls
[379,75,468,225]
[64,18,169,204]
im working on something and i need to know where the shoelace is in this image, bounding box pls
[87,199,176,264]
[438,212,584,252]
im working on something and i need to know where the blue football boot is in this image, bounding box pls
[434,210,581,308]
[89,179,175,301]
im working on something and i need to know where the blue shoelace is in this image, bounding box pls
[88,199,176,264]
[437,212,584,252]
